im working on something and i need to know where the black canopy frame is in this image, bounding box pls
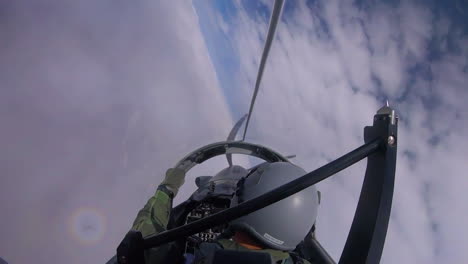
[116,105,398,264]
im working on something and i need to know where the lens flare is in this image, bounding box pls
[69,207,106,245]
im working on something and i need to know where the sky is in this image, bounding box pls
[194,0,468,263]
[0,0,467,263]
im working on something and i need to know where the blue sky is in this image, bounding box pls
[195,0,467,121]
[193,0,241,117]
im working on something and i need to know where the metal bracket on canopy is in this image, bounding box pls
[339,104,398,264]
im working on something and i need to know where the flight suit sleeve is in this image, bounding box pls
[131,185,174,237]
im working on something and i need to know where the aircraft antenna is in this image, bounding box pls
[242,0,285,141]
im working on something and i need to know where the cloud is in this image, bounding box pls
[0,1,234,263]
[205,0,468,263]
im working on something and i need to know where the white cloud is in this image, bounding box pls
[0,1,233,263]
[209,0,468,263]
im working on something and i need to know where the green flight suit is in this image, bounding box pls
[132,185,173,236]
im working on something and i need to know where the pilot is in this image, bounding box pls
[130,162,320,264]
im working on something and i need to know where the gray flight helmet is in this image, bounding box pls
[230,162,319,251]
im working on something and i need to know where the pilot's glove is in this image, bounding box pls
[160,167,186,197]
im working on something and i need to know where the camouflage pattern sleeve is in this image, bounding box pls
[131,185,173,237]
